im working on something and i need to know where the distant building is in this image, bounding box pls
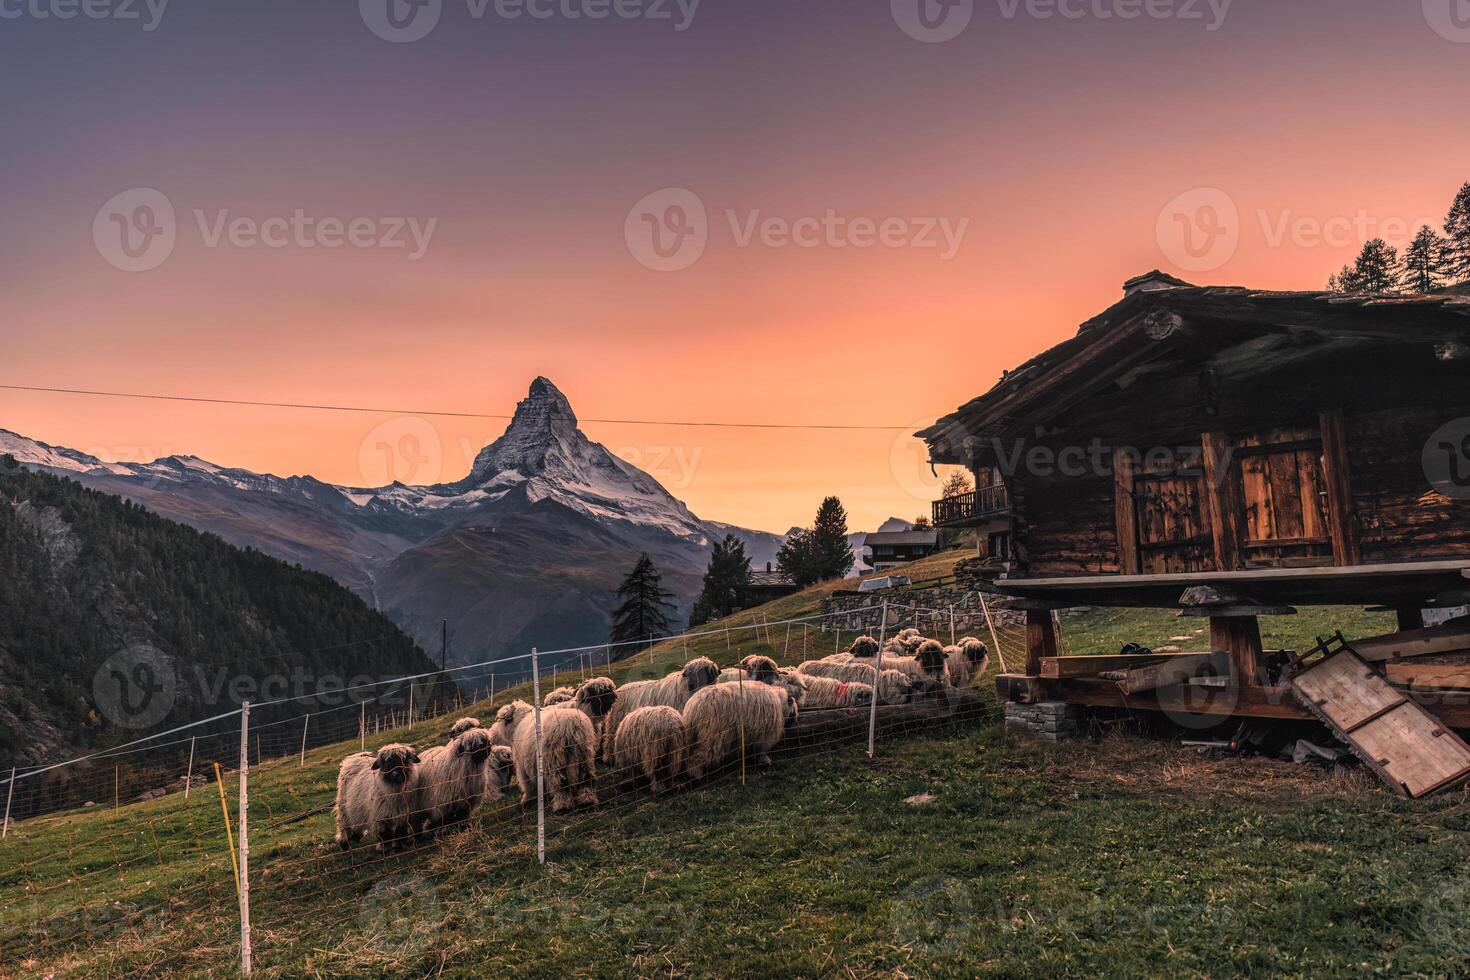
[747,563,798,605]
[864,529,939,571]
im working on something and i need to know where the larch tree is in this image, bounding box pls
[1402,224,1450,293]
[1445,182,1470,284]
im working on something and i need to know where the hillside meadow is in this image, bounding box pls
[8,551,1465,978]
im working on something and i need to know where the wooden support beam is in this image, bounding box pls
[1319,409,1361,567]
[1044,676,1470,728]
[1201,429,1244,572]
[1396,606,1425,632]
[1110,653,1228,695]
[1386,664,1470,689]
[1039,652,1214,679]
[1211,614,1264,687]
[1113,448,1140,575]
[1025,607,1057,677]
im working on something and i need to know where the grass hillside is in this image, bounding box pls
[3,550,1452,978]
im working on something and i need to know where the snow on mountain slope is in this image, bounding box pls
[0,379,790,670]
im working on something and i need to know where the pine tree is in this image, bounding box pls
[776,528,818,588]
[689,534,751,627]
[1326,264,1359,293]
[941,469,972,498]
[1403,224,1450,293]
[1445,182,1470,284]
[1348,238,1401,294]
[610,554,675,651]
[810,496,855,582]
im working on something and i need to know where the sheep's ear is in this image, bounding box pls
[408,750,420,764]
[370,757,381,771]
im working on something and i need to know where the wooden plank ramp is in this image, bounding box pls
[1291,643,1470,798]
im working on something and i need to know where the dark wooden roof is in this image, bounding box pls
[918,277,1470,465]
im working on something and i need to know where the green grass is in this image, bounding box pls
[2,551,1455,978]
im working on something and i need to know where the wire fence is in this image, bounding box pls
[0,594,1024,975]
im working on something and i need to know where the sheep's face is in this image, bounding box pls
[371,744,420,786]
[739,655,779,685]
[488,746,515,792]
[575,678,618,719]
[453,728,493,764]
[849,636,879,659]
[962,639,989,666]
[852,686,874,707]
[683,658,720,693]
[782,695,800,727]
[916,640,946,674]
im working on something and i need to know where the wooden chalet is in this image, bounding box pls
[864,529,939,571]
[918,272,1470,732]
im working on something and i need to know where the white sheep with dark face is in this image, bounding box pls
[412,728,495,834]
[334,743,421,853]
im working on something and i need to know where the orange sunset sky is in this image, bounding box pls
[4,1,1470,533]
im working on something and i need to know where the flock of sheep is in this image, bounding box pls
[334,628,989,854]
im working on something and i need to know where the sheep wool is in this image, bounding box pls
[411,728,494,833]
[487,700,533,748]
[600,657,719,761]
[797,675,874,709]
[612,705,687,795]
[542,686,576,708]
[334,743,421,853]
[682,681,794,781]
[513,703,599,813]
[448,717,482,738]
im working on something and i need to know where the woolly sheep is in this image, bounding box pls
[573,677,619,730]
[945,637,990,688]
[543,686,576,707]
[682,681,796,782]
[448,717,481,738]
[512,703,599,813]
[802,660,910,705]
[411,728,494,834]
[600,657,719,761]
[612,705,687,795]
[487,700,533,748]
[849,635,879,659]
[487,745,516,797]
[796,675,874,709]
[334,743,421,853]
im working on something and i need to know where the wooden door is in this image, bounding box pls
[1132,450,1214,574]
[1236,426,1333,567]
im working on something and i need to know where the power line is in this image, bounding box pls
[0,383,923,432]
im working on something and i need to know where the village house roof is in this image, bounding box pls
[864,530,939,547]
[917,272,1470,466]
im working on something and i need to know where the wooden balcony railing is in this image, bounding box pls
[932,484,1010,527]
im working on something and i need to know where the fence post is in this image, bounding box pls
[408,684,415,727]
[868,600,888,759]
[980,593,1008,673]
[185,734,196,799]
[238,702,253,977]
[949,605,956,646]
[2,766,14,839]
[299,714,310,767]
[531,648,545,866]
[359,702,366,751]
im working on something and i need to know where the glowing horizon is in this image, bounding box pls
[5,0,1470,533]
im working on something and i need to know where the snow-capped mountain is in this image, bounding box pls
[0,379,785,674]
